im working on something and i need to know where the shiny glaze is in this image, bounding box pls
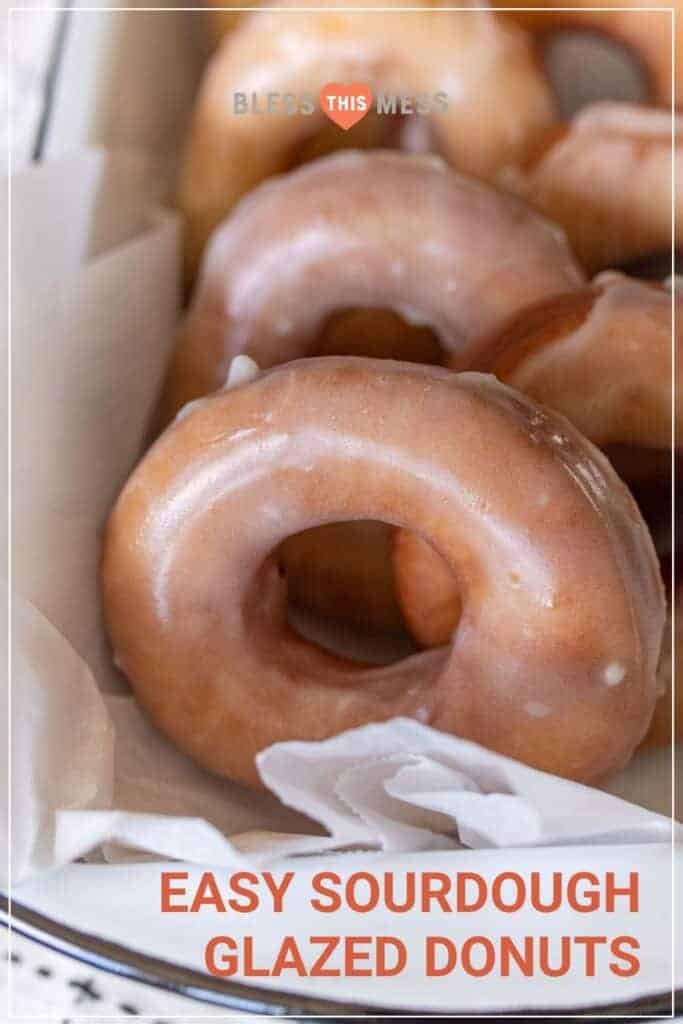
[396,273,675,649]
[178,0,556,277]
[103,358,664,788]
[517,103,682,272]
[167,150,583,416]
[168,150,583,635]
[456,272,679,449]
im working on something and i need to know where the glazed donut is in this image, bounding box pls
[178,0,556,278]
[103,358,664,788]
[167,150,583,416]
[169,150,583,634]
[457,272,680,451]
[502,0,681,107]
[394,273,676,649]
[515,103,682,273]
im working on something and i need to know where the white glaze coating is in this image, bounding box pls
[103,358,664,789]
[487,273,678,449]
[520,102,682,272]
[225,354,260,390]
[398,273,676,652]
[166,150,584,416]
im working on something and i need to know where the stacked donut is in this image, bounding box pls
[102,1,678,790]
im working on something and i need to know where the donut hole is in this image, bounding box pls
[286,593,418,666]
[542,31,648,117]
[277,520,419,665]
[278,310,448,657]
[313,308,445,365]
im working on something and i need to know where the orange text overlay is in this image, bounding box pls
[160,869,641,980]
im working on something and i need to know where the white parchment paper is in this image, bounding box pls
[12,149,179,695]
[6,589,114,883]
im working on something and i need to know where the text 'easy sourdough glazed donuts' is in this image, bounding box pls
[395,274,677,647]
[103,358,665,789]
[178,1,556,276]
[167,150,584,417]
[517,103,682,273]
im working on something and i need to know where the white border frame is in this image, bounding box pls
[5,6,679,1015]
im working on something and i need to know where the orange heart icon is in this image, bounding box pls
[319,83,374,131]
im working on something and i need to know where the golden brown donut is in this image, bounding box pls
[502,0,680,107]
[103,358,664,788]
[457,272,680,451]
[167,150,584,416]
[168,150,583,634]
[394,273,676,648]
[178,0,556,278]
[255,310,438,634]
[515,103,682,273]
